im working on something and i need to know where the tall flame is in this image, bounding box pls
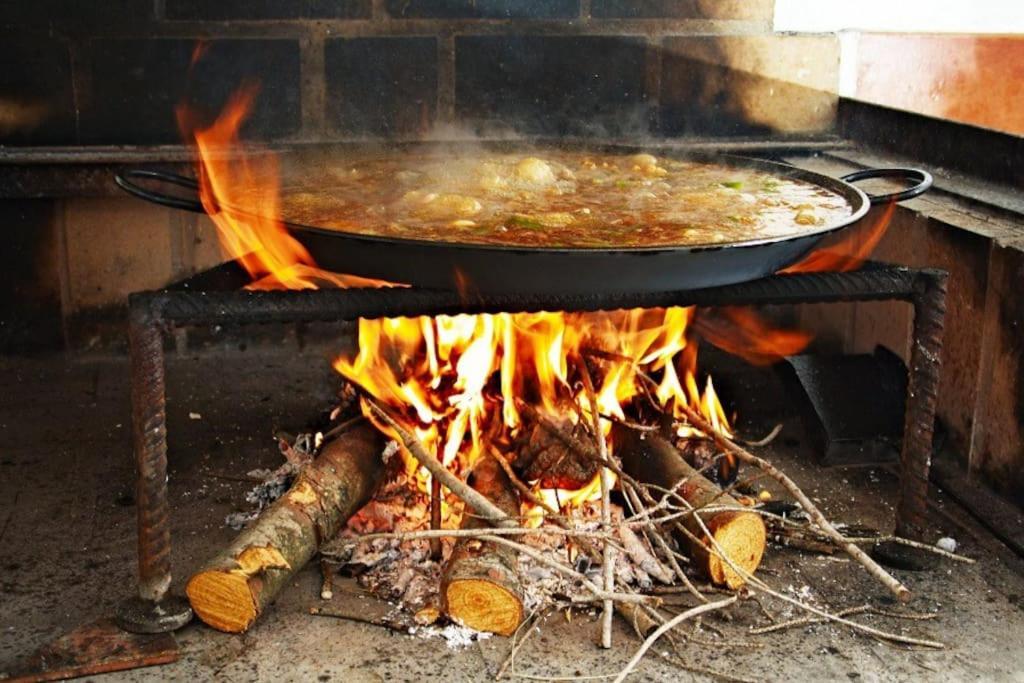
[333,308,732,508]
[177,84,393,290]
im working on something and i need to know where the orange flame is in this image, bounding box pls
[783,200,896,274]
[333,308,732,512]
[177,83,394,290]
[692,200,897,367]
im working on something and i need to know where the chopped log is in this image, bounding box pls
[616,427,766,589]
[441,454,525,636]
[186,424,385,633]
[516,419,601,489]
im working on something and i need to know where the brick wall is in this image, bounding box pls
[0,0,838,146]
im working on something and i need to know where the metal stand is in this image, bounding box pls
[119,264,947,631]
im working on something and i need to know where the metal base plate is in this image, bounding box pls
[4,618,179,682]
[115,596,193,634]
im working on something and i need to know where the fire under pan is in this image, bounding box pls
[117,263,948,633]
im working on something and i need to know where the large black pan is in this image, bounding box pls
[115,143,931,295]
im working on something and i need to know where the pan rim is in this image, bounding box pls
[226,144,873,257]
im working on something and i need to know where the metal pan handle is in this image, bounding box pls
[114,169,211,214]
[840,167,933,205]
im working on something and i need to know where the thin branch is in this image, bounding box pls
[578,357,616,649]
[673,401,911,603]
[479,534,655,606]
[364,396,516,528]
[612,596,739,683]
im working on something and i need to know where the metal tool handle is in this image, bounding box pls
[840,168,933,205]
[114,169,211,214]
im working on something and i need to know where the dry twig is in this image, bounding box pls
[364,396,516,529]
[673,402,911,603]
[578,358,615,649]
[612,595,739,683]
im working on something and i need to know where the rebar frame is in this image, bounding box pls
[119,264,947,632]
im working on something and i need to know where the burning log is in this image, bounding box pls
[516,418,601,489]
[186,424,385,633]
[441,454,525,636]
[616,427,766,589]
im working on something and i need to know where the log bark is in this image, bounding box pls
[516,419,600,489]
[616,427,766,589]
[186,424,385,633]
[441,454,525,636]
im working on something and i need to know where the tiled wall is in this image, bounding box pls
[0,0,837,146]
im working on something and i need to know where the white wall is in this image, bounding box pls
[774,0,1024,34]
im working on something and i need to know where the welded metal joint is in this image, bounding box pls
[116,294,193,634]
[895,269,948,540]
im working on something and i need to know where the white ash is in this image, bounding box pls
[409,623,493,649]
[330,492,669,618]
[381,439,401,464]
[937,537,957,553]
[224,510,259,530]
[222,431,320,529]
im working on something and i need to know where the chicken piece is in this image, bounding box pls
[794,209,822,226]
[630,153,659,168]
[630,153,668,177]
[412,193,483,220]
[515,157,556,185]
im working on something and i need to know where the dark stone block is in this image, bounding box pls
[80,39,301,145]
[455,35,650,136]
[166,0,371,20]
[590,0,700,18]
[0,0,154,31]
[660,52,772,137]
[325,37,437,137]
[659,36,836,137]
[386,0,577,18]
[0,38,77,145]
[0,201,63,353]
[590,0,772,19]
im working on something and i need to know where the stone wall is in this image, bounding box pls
[0,0,837,145]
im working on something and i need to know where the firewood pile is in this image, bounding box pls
[183,312,973,679]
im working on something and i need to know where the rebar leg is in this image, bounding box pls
[895,270,948,540]
[116,297,192,633]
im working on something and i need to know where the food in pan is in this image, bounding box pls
[264,150,854,249]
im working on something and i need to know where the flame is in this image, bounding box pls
[783,200,896,274]
[334,308,732,516]
[176,82,395,290]
[689,199,898,367]
[694,307,812,367]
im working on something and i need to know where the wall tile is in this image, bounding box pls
[386,0,577,18]
[591,0,772,20]
[455,35,649,135]
[325,37,438,136]
[166,0,370,20]
[660,35,838,136]
[80,39,301,144]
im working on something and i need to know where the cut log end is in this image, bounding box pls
[617,426,768,589]
[185,424,385,633]
[705,511,767,589]
[444,578,524,637]
[185,570,258,634]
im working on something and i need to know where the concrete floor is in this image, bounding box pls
[2,343,1024,681]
